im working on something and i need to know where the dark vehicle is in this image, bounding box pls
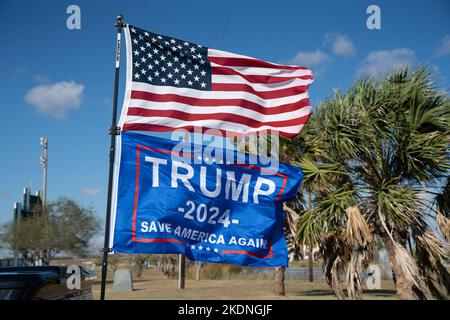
[0,266,96,300]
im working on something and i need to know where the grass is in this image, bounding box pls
[90,267,398,300]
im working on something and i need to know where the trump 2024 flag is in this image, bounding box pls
[110,132,304,267]
[118,24,313,138]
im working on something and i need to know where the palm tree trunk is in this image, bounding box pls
[307,191,314,283]
[308,246,314,282]
[380,231,418,300]
[274,267,285,296]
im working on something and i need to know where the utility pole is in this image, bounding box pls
[39,137,48,266]
[40,137,48,211]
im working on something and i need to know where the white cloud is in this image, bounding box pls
[435,35,450,57]
[288,49,331,66]
[357,48,415,77]
[25,81,84,118]
[286,33,354,76]
[80,188,102,196]
[324,33,356,56]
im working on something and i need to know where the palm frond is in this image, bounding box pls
[413,228,450,298]
[331,256,346,300]
[296,209,322,248]
[346,206,372,247]
[283,203,300,238]
[299,158,348,193]
[393,242,429,295]
[436,213,450,242]
[345,251,366,300]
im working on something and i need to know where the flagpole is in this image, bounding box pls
[100,14,124,301]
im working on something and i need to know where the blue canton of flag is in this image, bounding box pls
[129,25,212,90]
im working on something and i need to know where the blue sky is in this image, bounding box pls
[0,0,449,228]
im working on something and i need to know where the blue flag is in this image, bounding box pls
[111,132,303,267]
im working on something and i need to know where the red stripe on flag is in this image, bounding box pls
[208,56,308,71]
[211,83,308,99]
[127,107,310,128]
[130,90,310,115]
[212,66,313,84]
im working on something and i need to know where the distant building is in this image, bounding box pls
[13,187,43,221]
[9,187,43,267]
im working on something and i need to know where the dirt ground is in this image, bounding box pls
[90,268,398,300]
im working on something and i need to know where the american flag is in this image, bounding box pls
[119,24,313,138]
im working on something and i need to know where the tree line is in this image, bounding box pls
[0,198,100,265]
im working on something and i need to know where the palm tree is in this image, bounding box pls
[296,67,450,299]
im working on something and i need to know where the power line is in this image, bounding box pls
[208,0,224,46]
[218,0,235,49]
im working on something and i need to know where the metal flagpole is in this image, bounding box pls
[100,14,124,300]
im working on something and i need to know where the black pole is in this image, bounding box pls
[100,14,124,300]
[178,254,185,289]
